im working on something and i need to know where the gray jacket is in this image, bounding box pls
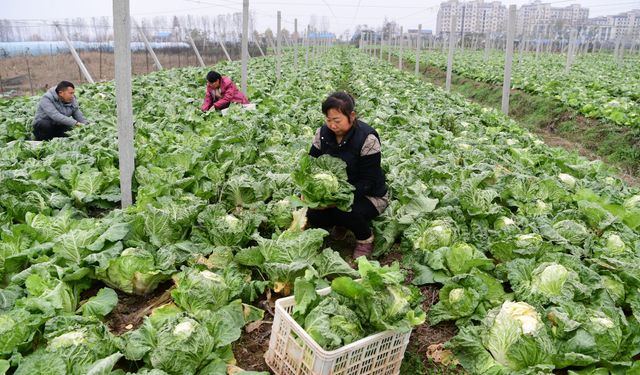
[32,87,88,127]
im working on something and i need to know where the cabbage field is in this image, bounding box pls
[0,47,640,374]
[395,49,640,128]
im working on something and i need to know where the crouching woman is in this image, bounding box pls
[306,92,388,259]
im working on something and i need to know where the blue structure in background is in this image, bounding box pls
[307,32,336,40]
[0,41,190,57]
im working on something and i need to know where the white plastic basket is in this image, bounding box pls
[264,286,411,375]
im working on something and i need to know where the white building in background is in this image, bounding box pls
[517,0,588,35]
[589,10,640,41]
[436,0,507,35]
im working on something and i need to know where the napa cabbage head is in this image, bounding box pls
[515,233,543,249]
[483,301,553,371]
[224,214,241,229]
[407,218,456,251]
[553,220,589,245]
[558,173,576,188]
[603,232,627,254]
[14,317,120,375]
[624,194,640,210]
[171,268,230,313]
[312,172,339,191]
[493,216,517,231]
[292,154,354,211]
[601,275,625,304]
[531,263,568,297]
[96,246,171,295]
[442,242,494,275]
[125,315,216,375]
[195,204,260,247]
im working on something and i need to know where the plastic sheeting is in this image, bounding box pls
[0,41,191,57]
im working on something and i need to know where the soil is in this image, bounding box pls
[232,309,274,372]
[103,280,175,335]
[0,46,264,98]
[230,239,461,374]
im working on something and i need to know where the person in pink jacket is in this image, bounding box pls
[200,71,250,112]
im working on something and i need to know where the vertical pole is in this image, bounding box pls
[25,55,34,96]
[618,36,625,65]
[460,3,466,53]
[484,33,490,59]
[294,19,299,70]
[363,32,367,55]
[565,29,576,73]
[398,27,404,70]
[312,31,316,61]
[55,23,95,83]
[501,5,516,115]
[241,0,248,95]
[276,11,282,80]
[387,33,392,63]
[415,24,422,76]
[518,34,524,64]
[365,31,371,55]
[305,25,310,67]
[446,14,457,92]
[113,0,134,208]
[392,35,397,60]
[186,29,206,67]
[136,22,163,70]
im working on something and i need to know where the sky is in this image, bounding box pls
[2,0,639,37]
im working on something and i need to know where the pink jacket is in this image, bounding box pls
[201,76,250,111]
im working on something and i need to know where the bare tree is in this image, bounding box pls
[320,16,330,33]
[309,15,318,32]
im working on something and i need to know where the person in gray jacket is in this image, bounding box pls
[32,81,88,141]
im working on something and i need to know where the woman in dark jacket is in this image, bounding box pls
[306,92,388,259]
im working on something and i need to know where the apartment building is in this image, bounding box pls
[436,0,507,35]
[589,10,640,41]
[517,0,588,35]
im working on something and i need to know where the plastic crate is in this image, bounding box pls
[264,286,411,375]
